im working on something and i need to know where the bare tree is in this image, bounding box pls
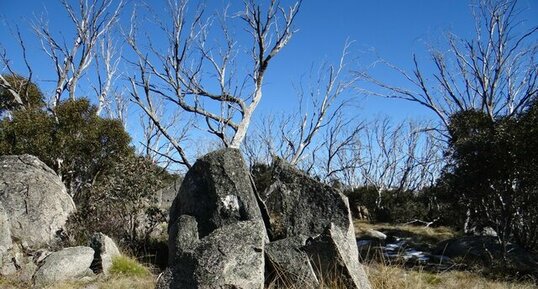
[34,0,124,107]
[93,32,121,116]
[138,97,192,171]
[127,0,300,168]
[357,118,443,209]
[357,0,537,130]
[248,42,358,171]
[317,113,364,183]
[0,29,35,112]
[286,41,357,166]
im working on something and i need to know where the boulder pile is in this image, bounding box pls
[0,155,122,287]
[157,149,371,289]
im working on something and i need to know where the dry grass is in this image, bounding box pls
[265,261,537,289]
[365,263,537,289]
[0,275,155,289]
[3,264,536,289]
[40,276,155,289]
[354,220,456,244]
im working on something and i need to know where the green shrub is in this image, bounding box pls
[0,98,133,198]
[0,74,44,113]
[438,102,538,252]
[66,154,173,255]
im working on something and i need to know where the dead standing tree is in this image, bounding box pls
[127,0,301,168]
[356,0,537,130]
[34,0,124,108]
[357,118,442,210]
[246,42,359,174]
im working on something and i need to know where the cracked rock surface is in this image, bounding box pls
[0,154,75,249]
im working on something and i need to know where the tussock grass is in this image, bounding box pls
[108,255,152,278]
[365,263,537,289]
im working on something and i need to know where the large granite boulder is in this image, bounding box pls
[33,246,95,287]
[169,149,263,238]
[257,159,350,240]
[256,159,371,289]
[88,233,121,275]
[0,155,76,248]
[162,149,266,289]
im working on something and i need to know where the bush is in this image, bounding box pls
[66,154,173,254]
[0,98,133,198]
[439,103,538,253]
[344,186,430,223]
[0,74,44,114]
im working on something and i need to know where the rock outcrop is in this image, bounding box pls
[161,149,266,289]
[89,233,121,275]
[0,155,76,279]
[33,246,95,287]
[257,159,371,289]
[0,155,76,248]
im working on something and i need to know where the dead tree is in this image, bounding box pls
[317,113,364,184]
[357,0,537,129]
[93,32,121,116]
[249,42,357,171]
[358,118,442,209]
[127,0,300,168]
[286,41,357,166]
[34,0,124,107]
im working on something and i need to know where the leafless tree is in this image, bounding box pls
[127,0,300,168]
[138,97,192,171]
[286,41,357,166]
[357,0,537,130]
[93,32,121,116]
[0,28,35,111]
[316,113,364,183]
[248,42,358,171]
[34,0,124,107]
[357,118,443,209]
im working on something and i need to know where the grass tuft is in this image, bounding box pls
[108,255,152,278]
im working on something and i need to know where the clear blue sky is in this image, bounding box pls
[1,0,537,134]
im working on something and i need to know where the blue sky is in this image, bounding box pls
[1,0,537,150]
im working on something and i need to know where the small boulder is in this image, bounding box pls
[0,155,76,249]
[33,246,95,287]
[364,229,387,240]
[88,233,121,275]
